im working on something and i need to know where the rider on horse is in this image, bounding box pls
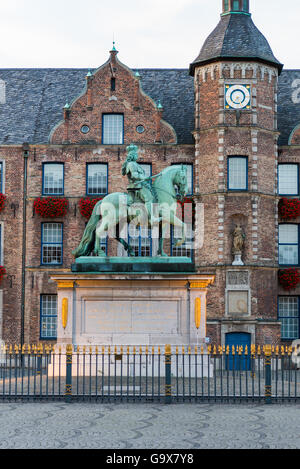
[122,144,161,225]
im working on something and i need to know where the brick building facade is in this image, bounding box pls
[0,0,300,346]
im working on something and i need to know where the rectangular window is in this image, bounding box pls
[102,114,124,145]
[42,223,63,265]
[43,163,64,195]
[233,0,240,10]
[243,0,248,11]
[186,164,193,195]
[40,295,57,339]
[279,224,299,265]
[278,297,300,340]
[228,157,248,191]
[87,164,108,195]
[278,164,298,195]
[171,224,193,258]
[128,225,152,257]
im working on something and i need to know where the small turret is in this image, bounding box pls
[222,0,250,16]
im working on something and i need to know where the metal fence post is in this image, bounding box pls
[264,345,272,405]
[165,344,172,404]
[65,345,73,402]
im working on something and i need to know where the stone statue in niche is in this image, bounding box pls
[232,224,245,266]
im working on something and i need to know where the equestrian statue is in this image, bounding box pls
[73,144,188,258]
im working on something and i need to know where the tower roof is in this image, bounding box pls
[190,6,283,76]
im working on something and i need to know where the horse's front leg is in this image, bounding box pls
[117,237,135,257]
[172,215,187,248]
[157,222,169,257]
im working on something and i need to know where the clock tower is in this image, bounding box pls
[190,0,283,344]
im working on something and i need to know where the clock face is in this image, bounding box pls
[225,84,251,110]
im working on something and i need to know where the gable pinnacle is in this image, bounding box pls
[110,41,118,54]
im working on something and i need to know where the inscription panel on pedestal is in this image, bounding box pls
[82,299,179,335]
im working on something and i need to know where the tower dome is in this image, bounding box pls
[190,0,283,76]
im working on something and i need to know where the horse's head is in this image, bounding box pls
[173,165,188,201]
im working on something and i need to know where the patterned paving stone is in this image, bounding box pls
[0,403,299,449]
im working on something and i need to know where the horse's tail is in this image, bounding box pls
[72,201,102,258]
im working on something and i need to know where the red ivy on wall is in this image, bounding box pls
[0,266,6,283]
[278,268,300,291]
[0,194,7,212]
[278,198,300,220]
[79,198,103,219]
[33,197,69,218]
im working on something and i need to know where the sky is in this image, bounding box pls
[0,0,299,69]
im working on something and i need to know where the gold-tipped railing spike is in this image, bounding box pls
[201,346,204,355]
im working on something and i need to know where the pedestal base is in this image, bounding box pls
[72,256,195,273]
[232,254,244,266]
[51,272,215,348]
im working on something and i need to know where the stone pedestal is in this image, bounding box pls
[51,272,215,347]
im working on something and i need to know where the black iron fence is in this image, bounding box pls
[0,344,299,403]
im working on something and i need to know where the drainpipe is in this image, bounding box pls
[21,143,29,347]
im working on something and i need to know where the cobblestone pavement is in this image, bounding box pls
[0,402,299,449]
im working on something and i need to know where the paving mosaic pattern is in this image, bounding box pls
[0,403,299,449]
